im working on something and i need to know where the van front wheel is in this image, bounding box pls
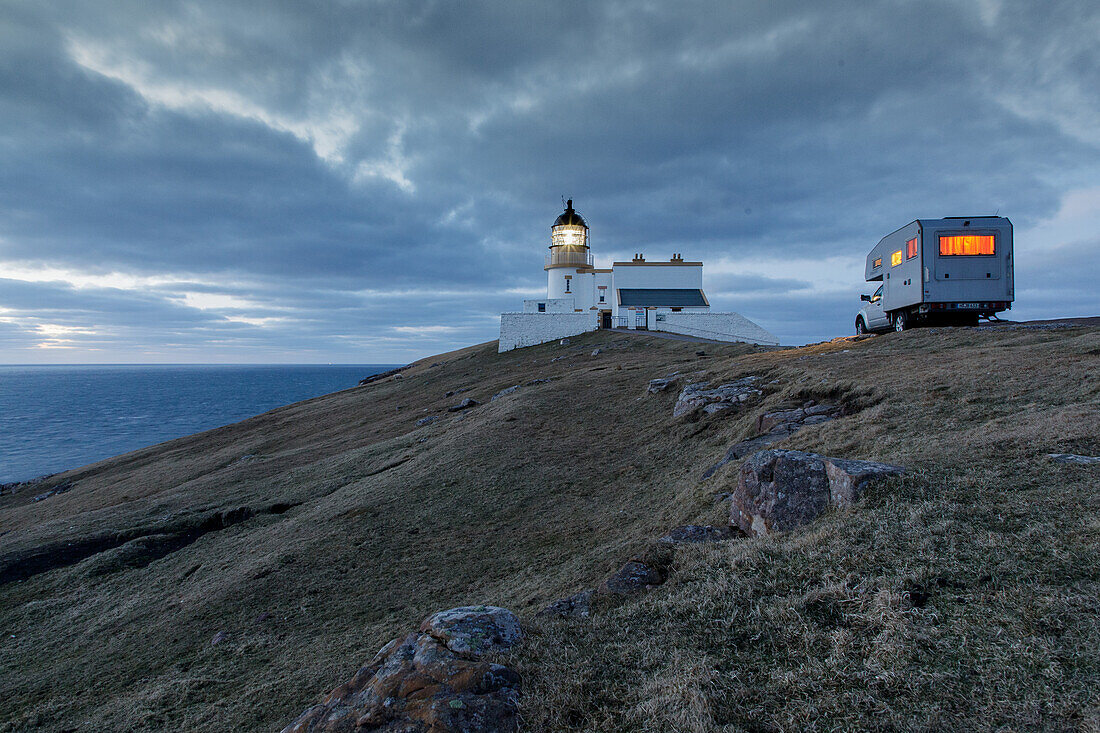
[893,311,909,332]
[855,317,867,335]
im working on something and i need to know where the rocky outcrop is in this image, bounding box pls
[0,474,57,497]
[647,375,680,393]
[673,377,761,417]
[701,402,843,479]
[0,501,300,585]
[756,402,841,434]
[701,434,787,479]
[416,416,439,427]
[541,526,735,619]
[537,589,594,619]
[31,482,74,502]
[358,366,408,386]
[281,606,521,733]
[491,386,519,401]
[1048,453,1100,465]
[598,560,664,596]
[447,398,480,413]
[732,449,903,536]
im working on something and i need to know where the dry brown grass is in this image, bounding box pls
[1,325,1098,731]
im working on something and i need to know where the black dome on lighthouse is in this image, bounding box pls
[553,199,587,228]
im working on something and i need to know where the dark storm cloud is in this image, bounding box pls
[0,0,1097,361]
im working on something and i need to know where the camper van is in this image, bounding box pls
[856,216,1014,333]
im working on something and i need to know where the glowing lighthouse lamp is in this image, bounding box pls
[546,199,594,301]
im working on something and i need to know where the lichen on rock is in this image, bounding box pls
[280,606,522,733]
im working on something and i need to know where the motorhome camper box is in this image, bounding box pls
[861,216,1013,330]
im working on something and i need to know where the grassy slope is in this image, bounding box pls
[1,326,1098,731]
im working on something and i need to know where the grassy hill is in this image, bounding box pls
[1,325,1098,731]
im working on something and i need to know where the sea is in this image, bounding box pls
[0,364,399,484]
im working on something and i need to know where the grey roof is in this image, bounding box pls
[618,288,707,306]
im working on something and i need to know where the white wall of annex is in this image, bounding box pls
[611,264,702,290]
[653,312,779,345]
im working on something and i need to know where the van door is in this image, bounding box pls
[867,286,889,329]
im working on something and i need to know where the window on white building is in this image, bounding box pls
[537,303,546,312]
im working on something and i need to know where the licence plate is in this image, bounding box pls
[956,303,981,309]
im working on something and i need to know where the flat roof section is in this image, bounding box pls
[617,288,708,307]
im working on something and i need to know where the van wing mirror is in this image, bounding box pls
[860,294,871,302]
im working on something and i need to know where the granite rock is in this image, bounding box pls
[280,608,521,733]
[732,449,903,536]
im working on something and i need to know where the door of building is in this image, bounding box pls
[601,311,612,329]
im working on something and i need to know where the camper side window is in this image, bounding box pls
[873,257,882,269]
[891,250,903,267]
[939,234,995,256]
[906,237,918,259]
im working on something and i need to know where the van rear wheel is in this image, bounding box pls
[893,312,909,332]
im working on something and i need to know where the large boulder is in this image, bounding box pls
[732,449,903,536]
[420,606,522,656]
[281,608,521,733]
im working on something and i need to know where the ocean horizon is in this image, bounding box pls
[0,363,400,483]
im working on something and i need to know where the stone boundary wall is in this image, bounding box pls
[654,311,779,345]
[498,312,595,352]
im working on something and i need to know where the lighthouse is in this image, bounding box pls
[545,199,594,308]
[497,200,779,351]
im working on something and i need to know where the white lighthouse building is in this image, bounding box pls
[498,201,778,351]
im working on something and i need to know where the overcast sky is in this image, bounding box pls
[1,0,1097,363]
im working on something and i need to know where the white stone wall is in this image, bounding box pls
[653,311,779,345]
[498,312,596,352]
[523,298,574,313]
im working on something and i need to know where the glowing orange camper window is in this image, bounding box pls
[890,250,903,267]
[939,234,995,256]
[873,257,882,269]
[906,237,918,259]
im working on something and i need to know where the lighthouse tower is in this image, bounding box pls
[545,200,594,309]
